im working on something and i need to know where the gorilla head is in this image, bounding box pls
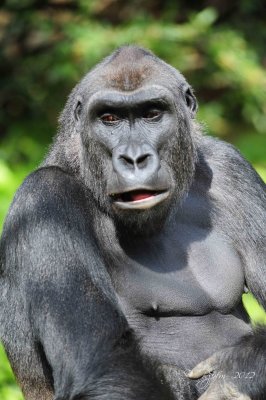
[48,46,198,233]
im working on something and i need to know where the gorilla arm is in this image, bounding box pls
[189,141,266,400]
[0,167,167,400]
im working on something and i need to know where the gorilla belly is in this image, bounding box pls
[117,224,250,371]
[127,310,252,369]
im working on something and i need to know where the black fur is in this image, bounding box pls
[0,46,265,400]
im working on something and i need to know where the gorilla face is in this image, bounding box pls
[72,47,197,231]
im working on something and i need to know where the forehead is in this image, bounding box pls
[80,47,187,98]
[103,63,151,92]
[101,52,159,92]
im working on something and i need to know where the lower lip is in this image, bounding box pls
[113,191,170,210]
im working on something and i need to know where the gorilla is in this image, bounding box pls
[0,46,265,400]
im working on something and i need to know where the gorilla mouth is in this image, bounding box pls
[111,189,170,210]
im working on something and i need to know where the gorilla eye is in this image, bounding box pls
[143,110,162,120]
[100,113,120,124]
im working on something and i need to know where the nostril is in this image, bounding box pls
[118,153,152,169]
[137,154,148,164]
[113,145,159,178]
[136,153,150,168]
[119,155,134,167]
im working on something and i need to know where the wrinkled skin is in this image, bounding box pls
[0,46,265,400]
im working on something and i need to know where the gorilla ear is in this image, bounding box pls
[74,96,83,122]
[185,87,198,118]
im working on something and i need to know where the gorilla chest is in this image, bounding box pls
[117,224,244,316]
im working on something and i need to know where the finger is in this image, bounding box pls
[188,353,219,378]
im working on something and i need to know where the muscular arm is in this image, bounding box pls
[0,167,168,400]
[189,137,266,400]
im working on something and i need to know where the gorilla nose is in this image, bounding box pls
[112,142,160,181]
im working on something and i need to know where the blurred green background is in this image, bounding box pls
[0,0,266,399]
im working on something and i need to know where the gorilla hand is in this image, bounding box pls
[188,350,251,400]
[189,328,266,400]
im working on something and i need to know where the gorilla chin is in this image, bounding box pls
[111,188,175,236]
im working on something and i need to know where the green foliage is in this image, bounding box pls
[0,346,23,400]
[243,294,266,326]
[0,1,265,398]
